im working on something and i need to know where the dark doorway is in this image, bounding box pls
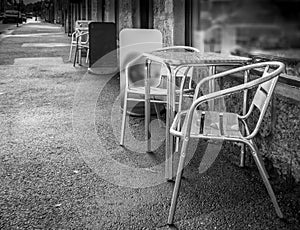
[185,0,193,46]
[115,0,119,40]
[140,0,153,29]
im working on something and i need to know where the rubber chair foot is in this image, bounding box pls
[166,223,178,229]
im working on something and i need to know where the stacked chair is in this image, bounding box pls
[68,20,92,66]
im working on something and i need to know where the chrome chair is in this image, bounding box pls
[168,61,285,224]
[68,20,92,62]
[73,31,89,67]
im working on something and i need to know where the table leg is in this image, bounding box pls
[165,65,174,180]
[145,60,151,153]
[240,70,249,167]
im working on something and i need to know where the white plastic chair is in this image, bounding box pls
[168,61,285,224]
[119,28,163,148]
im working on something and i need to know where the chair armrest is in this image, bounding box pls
[192,61,282,110]
[170,110,188,137]
[76,31,89,38]
[125,54,146,89]
[194,61,285,100]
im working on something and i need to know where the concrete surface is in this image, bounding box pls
[0,20,299,229]
[0,23,16,34]
[21,43,70,47]
[13,57,65,66]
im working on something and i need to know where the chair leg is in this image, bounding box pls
[153,102,164,128]
[73,45,78,67]
[120,92,128,146]
[145,99,151,153]
[86,48,89,64]
[168,138,189,225]
[240,145,246,167]
[68,43,74,61]
[250,140,270,179]
[249,144,283,218]
[175,92,184,153]
[78,47,82,65]
[256,151,270,179]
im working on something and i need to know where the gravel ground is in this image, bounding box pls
[0,21,299,229]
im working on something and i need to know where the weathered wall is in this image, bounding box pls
[117,0,177,46]
[91,0,104,22]
[268,93,300,182]
[153,0,174,46]
[173,0,185,45]
[223,78,300,183]
[118,0,133,31]
[104,0,115,22]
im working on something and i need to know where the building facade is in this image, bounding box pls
[0,0,7,12]
[54,0,300,51]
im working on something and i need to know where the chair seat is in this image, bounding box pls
[128,87,194,96]
[128,86,168,96]
[180,110,243,139]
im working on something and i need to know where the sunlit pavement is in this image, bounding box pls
[0,17,42,34]
[0,22,17,34]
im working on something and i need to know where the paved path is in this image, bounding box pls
[0,21,299,229]
[0,23,16,34]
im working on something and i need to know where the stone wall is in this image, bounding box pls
[116,0,176,46]
[104,0,110,22]
[104,0,115,22]
[118,0,133,32]
[153,0,174,46]
[223,77,300,183]
[91,0,98,21]
[268,93,300,182]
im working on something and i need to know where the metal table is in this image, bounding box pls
[143,50,251,180]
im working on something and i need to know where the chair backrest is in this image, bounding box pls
[245,63,284,138]
[119,29,163,88]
